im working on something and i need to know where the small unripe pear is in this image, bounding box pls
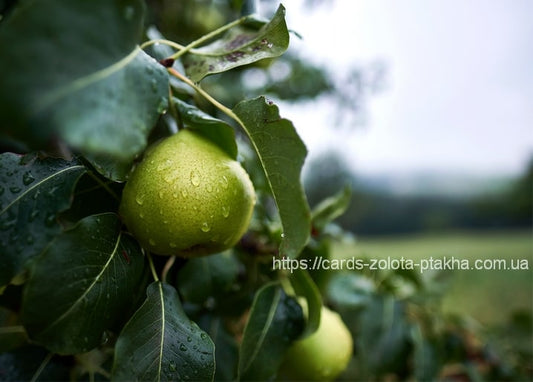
[280,306,353,381]
[120,129,255,257]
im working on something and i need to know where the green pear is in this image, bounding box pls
[120,129,255,257]
[280,305,353,381]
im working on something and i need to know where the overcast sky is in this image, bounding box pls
[269,0,533,176]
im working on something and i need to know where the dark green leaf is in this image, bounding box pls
[411,324,443,381]
[0,346,71,382]
[0,0,168,181]
[176,251,239,305]
[196,315,239,382]
[112,282,215,382]
[174,98,238,159]
[238,283,304,381]
[356,296,411,374]
[327,272,375,310]
[299,238,333,291]
[0,153,86,286]
[0,307,27,352]
[183,5,289,82]
[289,268,322,338]
[233,97,310,258]
[21,213,147,354]
[311,185,351,232]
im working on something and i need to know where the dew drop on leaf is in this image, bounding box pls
[123,5,134,20]
[180,343,187,351]
[29,210,39,222]
[45,214,56,226]
[169,361,177,372]
[135,194,145,205]
[150,78,158,93]
[186,336,192,342]
[22,171,35,185]
[200,332,207,340]
[169,242,177,248]
[206,184,213,193]
[157,97,168,114]
[181,189,188,198]
[149,238,156,246]
[9,186,21,194]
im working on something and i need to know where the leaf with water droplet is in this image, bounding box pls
[0,0,169,182]
[233,97,311,259]
[112,282,215,381]
[182,5,289,82]
[173,98,237,160]
[21,213,147,354]
[0,153,86,287]
[176,252,239,305]
[238,283,304,381]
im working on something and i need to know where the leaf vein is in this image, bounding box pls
[0,165,85,217]
[34,46,142,113]
[243,287,281,373]
[38,231,123,336]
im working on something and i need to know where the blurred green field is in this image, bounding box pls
[333,229,533,325]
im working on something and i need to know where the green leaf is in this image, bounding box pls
[238,282,304,381]
[21,213,147,354]
[196,314,239,382]
[0,325,26,353]
[411,324,442,381]
[112,282,215,382]
[327,272,375,310]
[174,98,238,159]
[0,153,86,287]
[0,307,27,352]
[183,5,289,82]
[233,97,310,258]
[0,0,169,181]
[356,296,411,374]
[311,185,351,232]
[176,251,239,305]
[0,346,71,381]
[290,268,322,339]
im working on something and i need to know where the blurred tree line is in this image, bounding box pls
[305,153,533,235]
